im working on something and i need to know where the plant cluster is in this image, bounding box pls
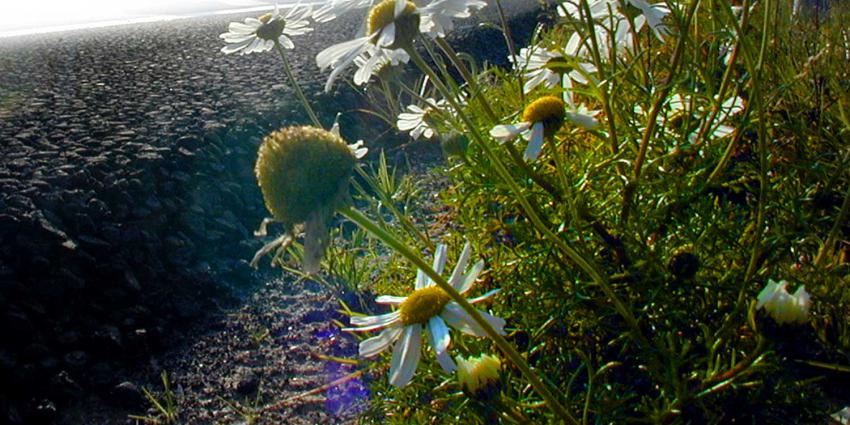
[218,0,850,422]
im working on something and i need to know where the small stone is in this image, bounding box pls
[225,367,260,396]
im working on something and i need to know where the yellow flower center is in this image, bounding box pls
[399,286,451,325]
[256,13,286,41]
[522,96,567,138]
[367,0,417,35]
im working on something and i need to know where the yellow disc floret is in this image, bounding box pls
[399,286,451,325]
[255,126,355,226]
[256,13,286,41]
[367,0,419,49]
[522,95,567,138]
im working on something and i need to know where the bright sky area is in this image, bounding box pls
[0,0,319,38]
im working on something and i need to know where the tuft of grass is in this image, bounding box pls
[128,372,180,425]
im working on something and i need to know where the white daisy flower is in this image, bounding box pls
[419,0,487,39]
[346,242,505,387]
[397,98,445,140]
[490,95,602,161]
[220,4,313,55]
[513,46,597,96]
[316,0,419,92]
[561,0,669,59]
[352,47,409,85]
[756,279,811,325]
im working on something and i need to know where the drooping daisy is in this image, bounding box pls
[252,125,365,273]
[756,279,811,325]
[220,4,313,55]
[346,242,505,387]
[316,0,420,92]
[418,0,487,39]
[397,98,445,140]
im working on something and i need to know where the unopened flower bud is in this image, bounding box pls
[456,354,501,400]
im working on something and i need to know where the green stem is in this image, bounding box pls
[493,0,524,104]
[579,0,620,156]
[621,0,698,224]
[434,37,498,121]
[275,42,322,128]
[404,41,653,370]
[339,206,578,425]
[354,165,435,252]
[814,164,850,267]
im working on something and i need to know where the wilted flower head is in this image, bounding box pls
[756,279,811,325]
[220,4,313,55]
[254,126,363,273]
[255,126,356,225]
[456,353,501,399]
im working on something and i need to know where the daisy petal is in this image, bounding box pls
[432,244,448,277]
[376,22,396,47]
[489,123,522,142]
[349,311,401,330]
[389,324,422,387]
[415,269,428,290]
[442,303,506,337]
[448,242,472,289]
[468,288,501,304]
[523,121,545,161]
[376,295,407,305]
[457,260,484,294]
[360,325,403,357]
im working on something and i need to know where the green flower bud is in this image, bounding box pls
[440,131,470,157]
[255,126,355,226]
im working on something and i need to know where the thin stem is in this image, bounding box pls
[435,38,498,121]
[493,0,524,104]
[404,42,653,366]
[338,206,579,425]
[814,164,850,267]
[275,42,322,127]
[621,0,698,223]
[354,165,435,252]
[579,0,620,156]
